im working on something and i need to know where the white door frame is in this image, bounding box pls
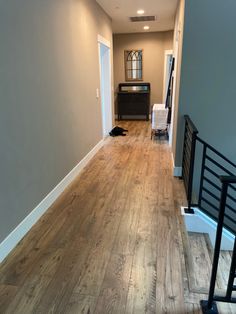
[163,50,173,103]
[98,35,113,138]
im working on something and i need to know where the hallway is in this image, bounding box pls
[0,121,231,313]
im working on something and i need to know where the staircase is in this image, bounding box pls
[181,116,236,313]
[187,232,232,294]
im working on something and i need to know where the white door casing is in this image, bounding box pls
[98,35,112,137]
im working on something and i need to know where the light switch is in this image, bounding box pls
[96,88,100,99]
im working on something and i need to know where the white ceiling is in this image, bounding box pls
[96,0,179,34]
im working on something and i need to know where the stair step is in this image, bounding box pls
[187,232,232,292]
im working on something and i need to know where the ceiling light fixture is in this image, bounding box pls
[137,9,145,15]
[143,25,150,30]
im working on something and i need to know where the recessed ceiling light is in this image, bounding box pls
[137,9,145,15]
[143,25,150,30]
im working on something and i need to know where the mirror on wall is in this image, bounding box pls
[124,50,143,81]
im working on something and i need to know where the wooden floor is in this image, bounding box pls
[0,121,233,313]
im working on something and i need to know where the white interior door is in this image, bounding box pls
[99,41,112,137]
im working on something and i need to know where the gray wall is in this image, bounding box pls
[0,0,112,242]
[175,0,236,166]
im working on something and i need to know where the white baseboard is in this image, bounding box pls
[172,154,182,177]
[0,139,104,263]
[181,206,234,250]
[173,167,182,177]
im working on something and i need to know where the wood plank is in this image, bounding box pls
[124,175,158,313]
[218,301,236,314]
[94,253,133,314]
[4,248,63,314]
[188,232,213,290]
[2,121,232,313]
[155,214,185,314]
[184,302,202,314]
[0,284,18,313]
[32,236,92,314]
[32,132,135,312]
[72,156,144,298]
[65,294,96,314]
[217,250,232,290]
[124,168,185,314]
[185,231,233,296]
[34,179,127,312]
[93,149,149,313]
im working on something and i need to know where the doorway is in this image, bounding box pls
[98,36,113,138]
[163,50,173,103]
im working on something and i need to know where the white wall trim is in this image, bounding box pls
[174,167,182,177]
[98,34,113,137]
[163,50,173,103]
[97,34,110,48]
[0,139,104,263]
[181,207,234,250]
[171,152,174,168]
[172,152,182,176]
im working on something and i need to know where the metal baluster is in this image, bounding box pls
[182,116,198,214]
[198,144,207,208]
[226,236,236,300]
[201,180,229,313]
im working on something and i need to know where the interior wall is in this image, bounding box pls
[0,0,113,242]
[175,0,236,167]
[113,31,173,111]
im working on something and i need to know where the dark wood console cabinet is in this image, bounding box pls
[117,83,150,121]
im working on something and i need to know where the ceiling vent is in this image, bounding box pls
[129,16,156,22]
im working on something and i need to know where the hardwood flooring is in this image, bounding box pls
[0,121,234,313]
[187,232,233,294]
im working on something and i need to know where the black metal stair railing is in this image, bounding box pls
[197,137,236,235]
[182,115,198,213]
[182,115,236,234]
[181,115,236,313]
[201,176,236,314]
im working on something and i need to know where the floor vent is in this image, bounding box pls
[129,16,156,22]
